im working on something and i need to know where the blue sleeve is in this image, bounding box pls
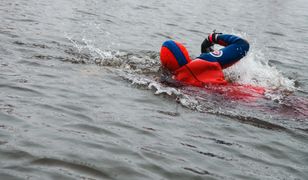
[197,34,249,69]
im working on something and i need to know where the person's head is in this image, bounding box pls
[160,40,191,72]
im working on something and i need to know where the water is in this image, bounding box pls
[1,0,308,179]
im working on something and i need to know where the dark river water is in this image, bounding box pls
[1,0,308,179]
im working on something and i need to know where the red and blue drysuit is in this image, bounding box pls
[160,34,250,86]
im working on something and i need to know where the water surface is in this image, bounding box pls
[0,0,308,179]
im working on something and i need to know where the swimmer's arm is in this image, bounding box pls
[159,68,185,87]
[198,33,250,68]
[209,33,249,47]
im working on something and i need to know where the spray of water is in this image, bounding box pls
[65,34,298,104]
[224,49,296,90]
[223,32,296,91]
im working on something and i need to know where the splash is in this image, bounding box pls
[223,32,296,91]
[63,35,308,126]
[65,33,296,93]
[64,35,297,96]
[224,49,296,90]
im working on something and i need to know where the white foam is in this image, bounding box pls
[223,46,296,91]
[65,34,127,66]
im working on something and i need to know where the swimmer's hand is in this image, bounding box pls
[201,38,213,53]
[209,30,223,43]
[201,30,223,53]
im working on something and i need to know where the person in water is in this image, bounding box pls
[160,32,249,86]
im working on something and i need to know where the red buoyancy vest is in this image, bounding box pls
[174,59,227,87]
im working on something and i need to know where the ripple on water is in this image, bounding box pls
[31,157,111,179]
[0,0,308,179]
[264,31,286,37]
[63,123,121,138]
[0,84,44,97]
